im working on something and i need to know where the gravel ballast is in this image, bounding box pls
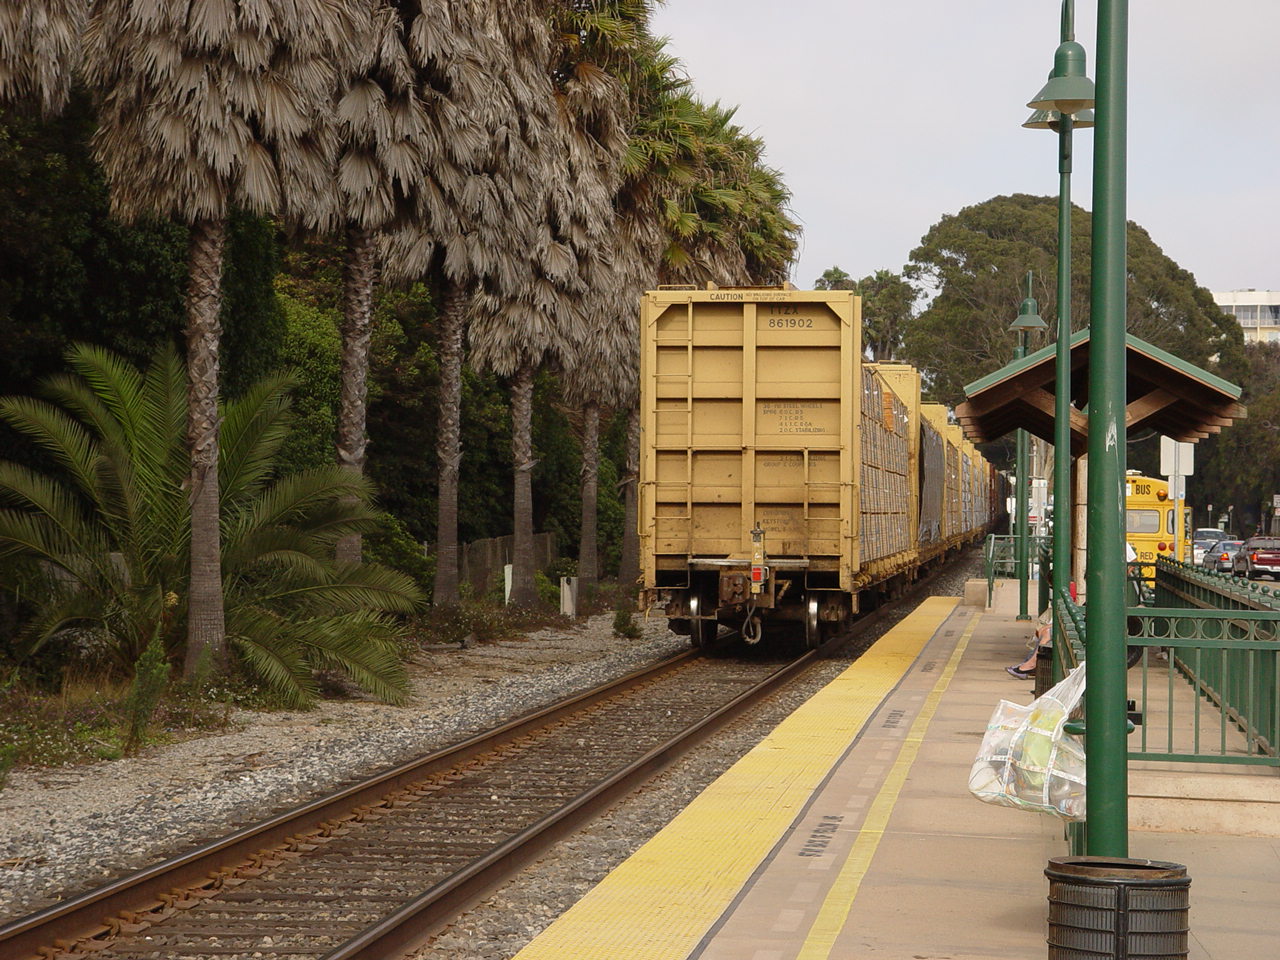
[0,615,686,921]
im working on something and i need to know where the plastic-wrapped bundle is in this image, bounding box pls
[968,666,1087,821]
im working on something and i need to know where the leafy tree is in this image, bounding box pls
[275,294,342,474]
[858,269,915,362]
[363,285,515,549]
[815,266,914,360]
[0,99,288,405]
[220,214,288,399]
[901,194,1244,407]
[0,346,418,706]
[0,98,187,390]
[814,266,855,290]
[1195,342,1280,534]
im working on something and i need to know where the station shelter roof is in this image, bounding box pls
[955,330,1246,456]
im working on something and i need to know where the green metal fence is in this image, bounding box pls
[1050,563,1279,768]
[1132,557,1280,766]
[1154,556,1280,612]
[1127,608,1280,765]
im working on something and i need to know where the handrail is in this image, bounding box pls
[1052,593,1086,680]
[984,533,1051,605]
[1155,555,1280,612]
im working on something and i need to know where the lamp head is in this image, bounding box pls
[1028,40,1096,114]
[1023,107,1095,131]
[1010,297,1047,333]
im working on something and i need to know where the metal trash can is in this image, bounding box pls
[1045,856,1190,959]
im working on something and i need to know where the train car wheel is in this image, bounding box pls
[805,597,822,650]
[688,592,719,648]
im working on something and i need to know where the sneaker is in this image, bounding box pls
[1006,665,1034,679]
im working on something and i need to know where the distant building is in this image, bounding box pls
[1212,289,1280,344]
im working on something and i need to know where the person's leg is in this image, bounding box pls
[1007,640,1049,678]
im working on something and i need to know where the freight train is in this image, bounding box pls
[638,286,1006,648]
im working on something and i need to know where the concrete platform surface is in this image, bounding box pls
[512,596,1279,960]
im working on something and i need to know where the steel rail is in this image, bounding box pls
[0,649,698,960]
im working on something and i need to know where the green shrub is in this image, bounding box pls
[548,556,578,580]
[535,570,561,608]
[612,607,641,639]
[365,515,434,594]
[410,586,517,647]
[123,632,170,755]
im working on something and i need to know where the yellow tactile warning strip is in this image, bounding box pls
[511,596,962,960]
[796,610,981,959]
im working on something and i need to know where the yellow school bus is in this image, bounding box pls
[1125,473,1187,574]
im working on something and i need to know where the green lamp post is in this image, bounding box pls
[1024,0,1095,652]
[1011,274,1047,622]
[1080,0,1130,858]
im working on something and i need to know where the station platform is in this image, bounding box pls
[512,589,1280,960]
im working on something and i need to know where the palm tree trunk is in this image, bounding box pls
[577,401,600,598]
[335,224,378,563]
[509,362,537,607]
[618,400,641,589]
[433,278,467,606]
[184,217,227,679]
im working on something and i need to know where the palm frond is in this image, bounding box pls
[219,370,297,503]
[0,468,111,569]
[225,615,318,709]
[245,561,422,616]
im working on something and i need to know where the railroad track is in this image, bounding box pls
[1,648,819,960]
[3,547,974,960]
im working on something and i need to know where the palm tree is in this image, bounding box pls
[0,0,87,115]
[83,1,359,677]
[554,5,667,596]
[469,0,633,607]
[381,0,549,607]
[0,346,418,706]
[604,45,699,591]
[613,93,800,586]
[331,2,436,562]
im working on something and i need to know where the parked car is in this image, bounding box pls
[1191,528,1228,565]
[1201,540,1242,574]
[1232,537,1280,579]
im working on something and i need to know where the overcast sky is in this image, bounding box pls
[651,1,1278,296]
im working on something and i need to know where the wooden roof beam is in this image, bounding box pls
[1022,388,1090,443]
[1124,388,1178,429]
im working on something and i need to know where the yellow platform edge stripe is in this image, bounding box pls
[797,611,981,959]
[512,595,962,960]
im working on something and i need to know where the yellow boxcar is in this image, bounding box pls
[871,364,981,569]
[640,287,859,648]
[639,286,993,649]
